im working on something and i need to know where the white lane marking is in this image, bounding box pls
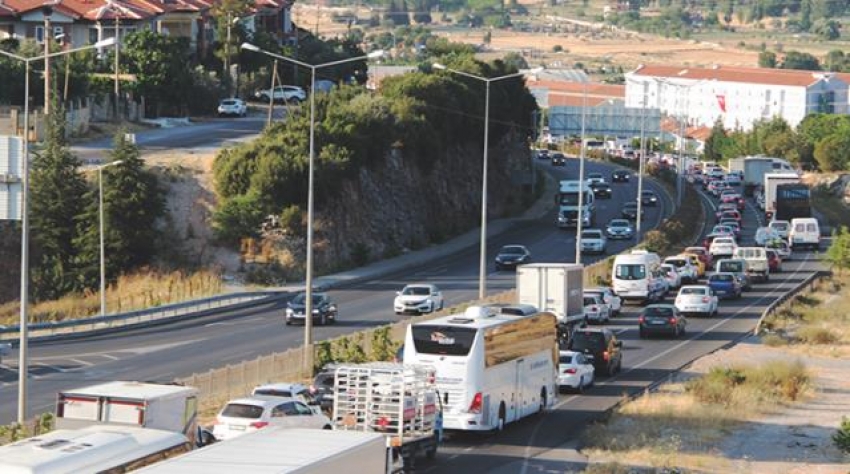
[99,354,119,361]
[204,317,263,328]
[69,358,93,367]
[33,363,68,374]
[519,255,813,474]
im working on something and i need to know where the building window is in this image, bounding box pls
[34,26,44,43]
[89,28,99,44]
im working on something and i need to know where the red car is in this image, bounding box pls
[766,249,782,273]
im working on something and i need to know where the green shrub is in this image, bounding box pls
[834,416,850,453]
[686,367,746,405]
[795,326,839,345]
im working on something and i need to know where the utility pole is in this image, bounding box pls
[224,11,231,95]
[43,4,52,116]
[114,12,120,120]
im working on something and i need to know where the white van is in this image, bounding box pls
[788,218,820,250]
[612,250,665,305]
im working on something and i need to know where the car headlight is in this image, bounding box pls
[286,308,293,316]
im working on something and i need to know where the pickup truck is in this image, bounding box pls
[733,247,770,282]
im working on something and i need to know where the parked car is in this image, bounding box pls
[551,152,566,166]
[606,218,634,239]
[394,283,444,315]
[640,190,659,206]
[592,182,613,199]
[638,304,687,338]
[621,201,643,220]
[580,229,608,255]
[659,263,682,291]
[494,244,532,270]
[217,98,247,117]
[584,287,622,317]
[611,169,631,183]
[212,396,331,441]
[567,327,622,376]
[707,272,742,299]
[557,350,595,392]
[709,236,738,258]
[255,85,307,103]
[583,294,610,324]
[285,292,338,326]
[674,285,719,317]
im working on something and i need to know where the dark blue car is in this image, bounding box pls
[707,272,742,299]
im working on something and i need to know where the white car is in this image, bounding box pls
[584,287,621,317]
[709,236,738,258]
[766,239,792,260]
[606,219,634,240]
[659,263,682,291]
[217,98,247,117]
[557,350,595,392]
[213,396,331,441]
[664,256,698,284]
[724,173,742,186]
[252,383,314,405]
[580,228,608,254]
[394,283,444,315]
[674,285,719,318]
[586,172,606,186]
[754,226,780,246]
[768,220,791,240]
[255,85,307,103]
[583,294,610,324]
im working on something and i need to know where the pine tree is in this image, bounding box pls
[28,96,87,301]
[74,132,165,290]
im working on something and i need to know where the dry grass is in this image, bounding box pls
[0,269,224,326]
[582,360,810,471]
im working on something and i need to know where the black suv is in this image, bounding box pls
[551,153,566,166]
[611,169,631,183]
[568,327,623,376]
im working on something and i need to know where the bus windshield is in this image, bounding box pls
[410,326,477,356]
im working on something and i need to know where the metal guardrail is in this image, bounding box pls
[753,270,831,335]
[0,291,283,345]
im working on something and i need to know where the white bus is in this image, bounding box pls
[0,425,191,474]
[403,306,558,432]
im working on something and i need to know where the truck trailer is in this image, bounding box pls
[763,173,804,221]
[728,156,796,195]
[516,263,584,327]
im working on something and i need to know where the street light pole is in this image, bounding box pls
[0,37,116,423]
[240,43,384,373]
[43,4,52,116]
[575,79,587,265]
[636,81,647,243]
[431,63,542,300]
[97,160,123,317]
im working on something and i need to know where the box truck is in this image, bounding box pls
[516,263,584,326]
[132,427,388,474]
[55,381,201,445]
[728,156,796,195]
[763,173,804,221]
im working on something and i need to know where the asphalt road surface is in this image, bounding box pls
[0,157,668,424]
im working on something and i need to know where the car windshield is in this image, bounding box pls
[644,306,673,317]
[680,287,706,295]
[291,294,324,305]
[402,286,431,296]
[500,246,525,255]
[581,231,601,239]
[220,99,237,105]
[609,220,629,228]
[711,274,734,282]
[615,264,646,280]
[221,403,264,419]
[642,192,654,197]
[569,332,606,351]
[588,173,603,179]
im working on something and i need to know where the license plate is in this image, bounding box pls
[686,307,699,311]
[650,320,666,325]
[230,425,246,431]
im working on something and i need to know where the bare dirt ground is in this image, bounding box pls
[584,336,850,473]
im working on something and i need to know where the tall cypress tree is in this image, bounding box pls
[28,97,87,301]
[74,132,165,290]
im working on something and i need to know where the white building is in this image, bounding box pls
[625,65,849,131]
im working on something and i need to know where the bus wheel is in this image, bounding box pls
[496,402,506,432]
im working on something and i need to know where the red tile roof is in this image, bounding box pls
[0,4,16,17]
[632,64,841,87]
[547,94,614,107]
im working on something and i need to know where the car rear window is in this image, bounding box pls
[644,306,673,317]
[719,261,744,272]
[680,287,705,295]
[569,332,606,351]
[711,274,733,282]
[411,326,477,356]
[221,403,264,419]
[558,354,573,364]
[253,389,294,397]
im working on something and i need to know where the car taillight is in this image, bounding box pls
[250,421,269,429]
[469,392,483,414]
[309,385,317,393]
[591,305,598,312]
[669,317,677,324]
[377,417,390,429]
[702,296,710,303]
[638,316,645,323]
[603,351,610,361]
[563,368,577,374]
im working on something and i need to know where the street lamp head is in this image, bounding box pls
[95,37,116,48]
[366,50,385,59]
[432,63,447,71]
[241,42,261,52]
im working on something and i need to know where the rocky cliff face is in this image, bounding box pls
[265,132,532,275]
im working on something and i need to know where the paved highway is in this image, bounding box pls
[422,178,827,473]
[0,157,669,424]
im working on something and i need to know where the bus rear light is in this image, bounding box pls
[468,392,483,414]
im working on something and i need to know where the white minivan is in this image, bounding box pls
[612,250,665,305]
[788,218,820,250]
